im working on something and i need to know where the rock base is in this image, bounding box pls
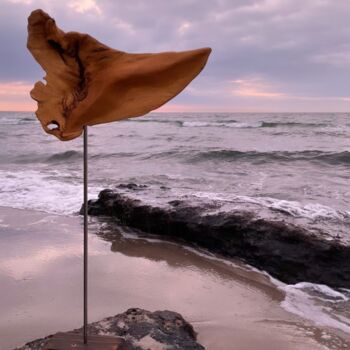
[15,308,204,350]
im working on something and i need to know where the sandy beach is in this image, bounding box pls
[1,206,349,350]
[2,0,350,348]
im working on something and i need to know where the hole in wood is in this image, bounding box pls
[47,121,60,130]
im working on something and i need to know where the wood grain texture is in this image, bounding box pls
[27,9,211,141]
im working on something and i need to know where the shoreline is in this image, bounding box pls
[1,206,349,349]
[84,188,350,290]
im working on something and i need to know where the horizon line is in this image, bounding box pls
[0,110,348,114]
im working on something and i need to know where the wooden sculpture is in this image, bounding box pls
[27,9,211,141]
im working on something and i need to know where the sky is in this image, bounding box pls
[1,0,350,112]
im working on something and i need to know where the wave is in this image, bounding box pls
[9,149,350,167]
[190,149,350,165]
[281,282,350,334]
[0,169,102,215]
[140,150,187,160]
[10,150,137,165]
[46,150,82,162]
[197,248,350,336]
[19,117,36,122]
[116,221,350,336]
[181,120,332,129]
[0,118,21,125]
[127,118,301,129]
[129,118,245,128]
[9,151,80,165]
[127,118,183,126]
[0,116,36,125]
[182,121,259,128]
[91,152,139,159]
[261,121,329,128]
[191,191,350,221]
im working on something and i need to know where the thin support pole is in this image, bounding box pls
[83,125,88,344]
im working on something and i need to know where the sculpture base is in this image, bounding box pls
[43,332,124,349]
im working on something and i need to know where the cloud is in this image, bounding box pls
[231,77,286,98]
[178,22,191,35]
[0,81,32,96]
[1,0,350,111]
[310,51,350,68]
[0,81,35,111]
[68,0,101,15]
[8,0,32,3]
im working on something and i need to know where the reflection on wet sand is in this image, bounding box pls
[93,218,285,302]
[0,207,349,350]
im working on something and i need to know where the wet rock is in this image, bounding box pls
[15,308,204,350]
[81,189,350,290]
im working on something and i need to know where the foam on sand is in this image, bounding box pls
[281,282,350,334]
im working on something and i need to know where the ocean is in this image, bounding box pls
[0,111,350,349]
[1,111,349,242]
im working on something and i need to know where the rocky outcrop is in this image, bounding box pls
[82,188,350,290]
[15,308,204,350]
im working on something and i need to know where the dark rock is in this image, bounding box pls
[82,189,350,289]
[15,308,204,350]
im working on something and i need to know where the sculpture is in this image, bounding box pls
[27,9,211,141]
[27,9,211,348]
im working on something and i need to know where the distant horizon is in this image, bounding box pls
[1,109,348,114]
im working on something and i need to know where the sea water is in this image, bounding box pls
[0,111,349,348]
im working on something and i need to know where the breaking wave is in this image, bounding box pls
[281,282,350,334]
[0,169,102,215]
[261,121,329,128]
[191,191,350,221]
[190,150,350,165]
[46,150,82,163]
[181,120,332,129]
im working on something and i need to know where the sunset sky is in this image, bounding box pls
[1,0,350,112]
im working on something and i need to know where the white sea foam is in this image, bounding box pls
[182,121,214,127]
[191,191,350,221]
[0,218,9,227]
[0,170,102,215]
[182,121,262,128]
[181,243,350,336]
[0,116,35,125]
[281,282,350,334]
[107,222,350,335]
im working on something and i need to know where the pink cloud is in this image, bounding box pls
[231,77,286,98]
[0,81,35,111]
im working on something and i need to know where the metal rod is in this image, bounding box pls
[83,125,88,344]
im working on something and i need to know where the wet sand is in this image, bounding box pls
[0,206,349,350]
